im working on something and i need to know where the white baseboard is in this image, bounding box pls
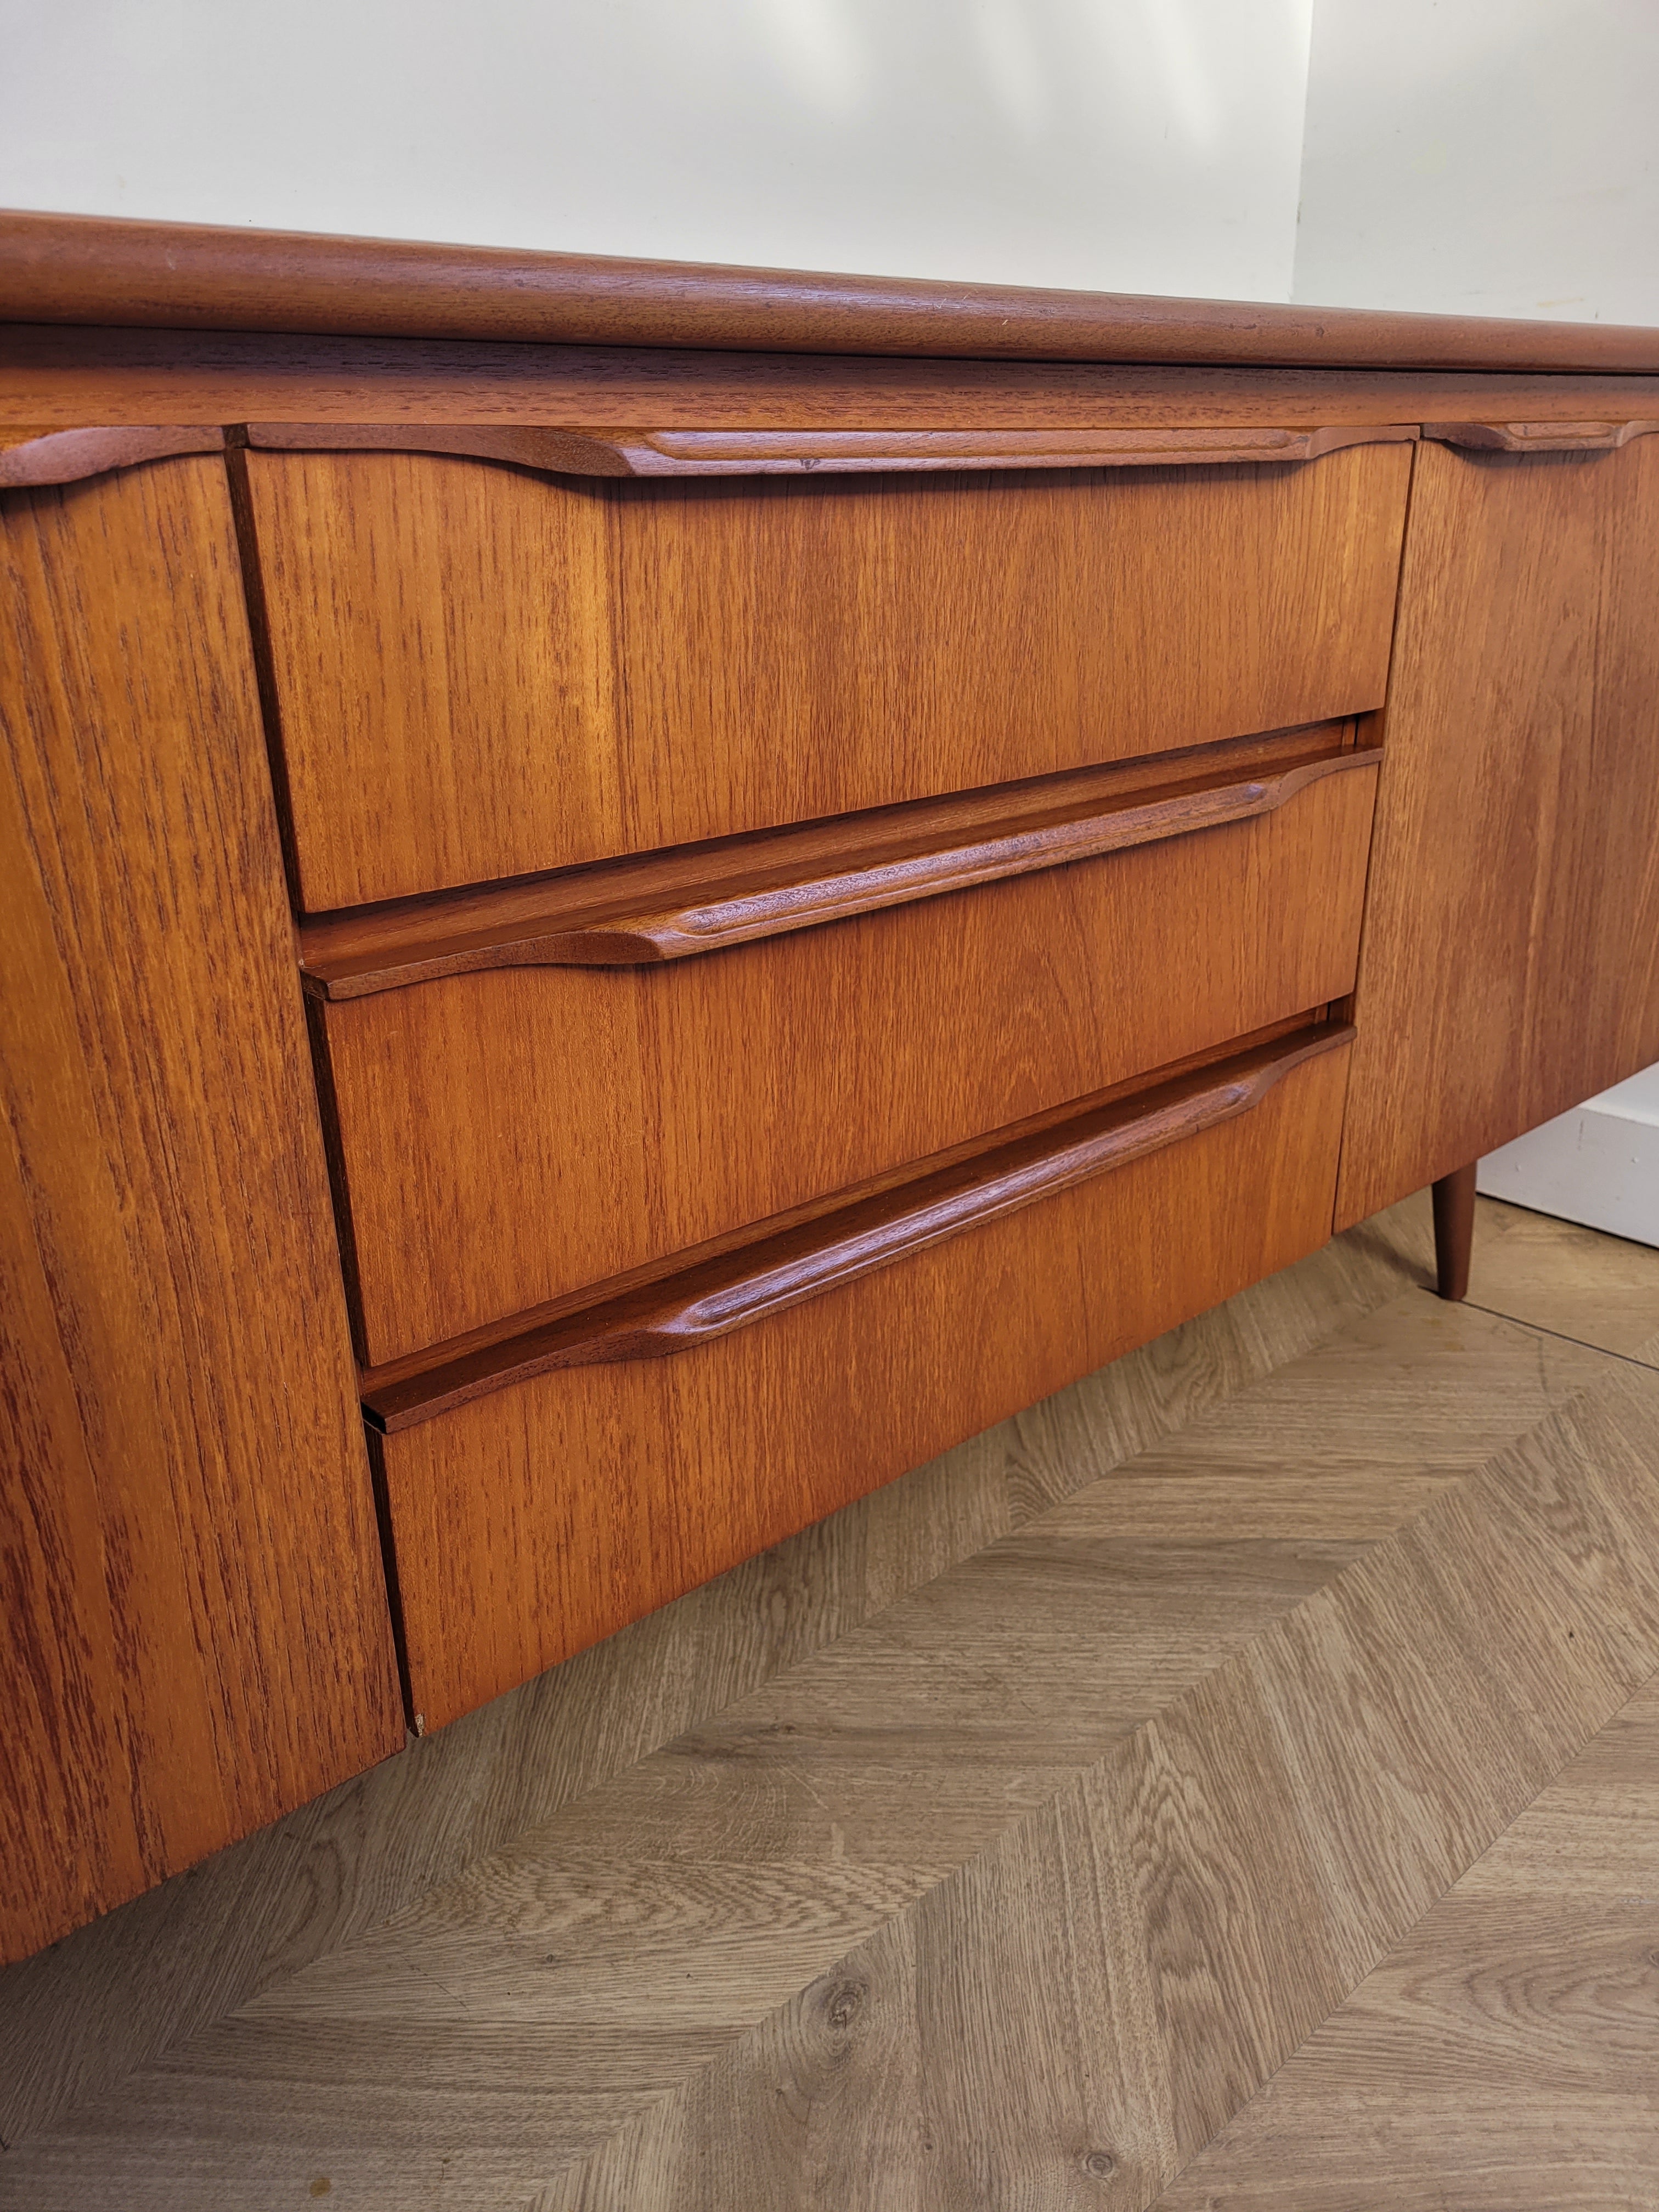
[1477,1064,1659,1249]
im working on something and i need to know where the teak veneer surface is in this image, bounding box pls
[7,210,1659,373]
[359,1026,1353,1426]
[244,441,1409,910]
[9,327,1659,438]
[375,1039,1351,1729]
[298,729,1373,994]
[8,207,1659,1972]
[324,746,1376,1363]
[0,458,403,1966]
[1338,436,1659,1226]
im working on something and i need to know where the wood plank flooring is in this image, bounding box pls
[1156,1678,1659,2209]
[2,1194,1656,2210]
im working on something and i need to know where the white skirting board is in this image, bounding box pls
[1478,1063,1659,1249]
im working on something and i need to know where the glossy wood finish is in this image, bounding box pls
[1432,1164,1477,1302]
[300,728,1374,995]
[7,221,1658,1974]
[363,1027,1355,1427]
[247,419,1417,479]
[9,210,1659,372]
[374,1037,1352,1729]
[8,325,1659,440]
[0,422,222,486]
[1337,437,1659,1228]
[1422,417,1659,452]
[323,754,1376,1363]
[0,457,403,1967]
[246,440,1410,910]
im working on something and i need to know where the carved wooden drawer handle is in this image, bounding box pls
[359,1022,1353,1429]
[247,420,1418,478]
[301,739,1381,1000]
[0,424,224,488]
[1421,420,1659,453]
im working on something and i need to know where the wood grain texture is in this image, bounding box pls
[9,333,1659,446]
[362,1027,1355,1421]
[0,1233,1625,2209]
[300,729,1373,994]
[7,210,1659,372]
[1337,436,1659,1227]
[1460,1195,1659,1367]
[540,1364,1659,2212]
[324,755,1376,1364]
[1423,416,1659,452]
[246,440,1410,910]
[0,422,223,485]
[247,420,1418,477]
[0,458,403,1967]
[376,1041,1352,1730]
[1156,1554,1659,2209]
[0,1198,1442,2158]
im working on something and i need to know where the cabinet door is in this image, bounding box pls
[0,458,403,1965]
[1336,435,1659,1229]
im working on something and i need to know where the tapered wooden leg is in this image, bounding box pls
[1431,1162,1477,1301]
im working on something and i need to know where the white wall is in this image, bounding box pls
[1294,0,1659,323]
[0,0,1313,301]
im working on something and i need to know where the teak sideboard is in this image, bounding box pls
[4,213,1658,1965]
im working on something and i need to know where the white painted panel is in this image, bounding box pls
[1479,1074,1659,1251]
[0,0,1314,301]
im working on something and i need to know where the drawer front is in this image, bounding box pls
[371,1031,1353,1730]
[247,443,1411,911]
[320,743,1378,1365]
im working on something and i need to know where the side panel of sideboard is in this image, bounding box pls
[1337,436,1659,1227]
[0,456,404,1965]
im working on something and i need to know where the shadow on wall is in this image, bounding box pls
[0,0,1314,296]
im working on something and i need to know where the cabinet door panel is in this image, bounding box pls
[1338,438,1659,1228]
[0,459,403,1965]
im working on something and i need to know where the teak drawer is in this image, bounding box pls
[369,1024,1353,1730]
[308,729,1379,1364]
[245,442,1412,910]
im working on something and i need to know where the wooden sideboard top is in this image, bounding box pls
[4,207,1659,374]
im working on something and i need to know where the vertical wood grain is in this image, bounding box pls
[245,444,1411,910]
[1338,437,1659,1226]
[0,456,403,1966]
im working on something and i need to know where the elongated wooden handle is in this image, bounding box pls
[301,739,1380,1000]
[1421,420,1659,453]
[360,1022,1353,1430]
[246,420,1417,478]
[0,424,224,488]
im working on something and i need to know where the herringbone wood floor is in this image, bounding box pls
[2,1194,1657,2209]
